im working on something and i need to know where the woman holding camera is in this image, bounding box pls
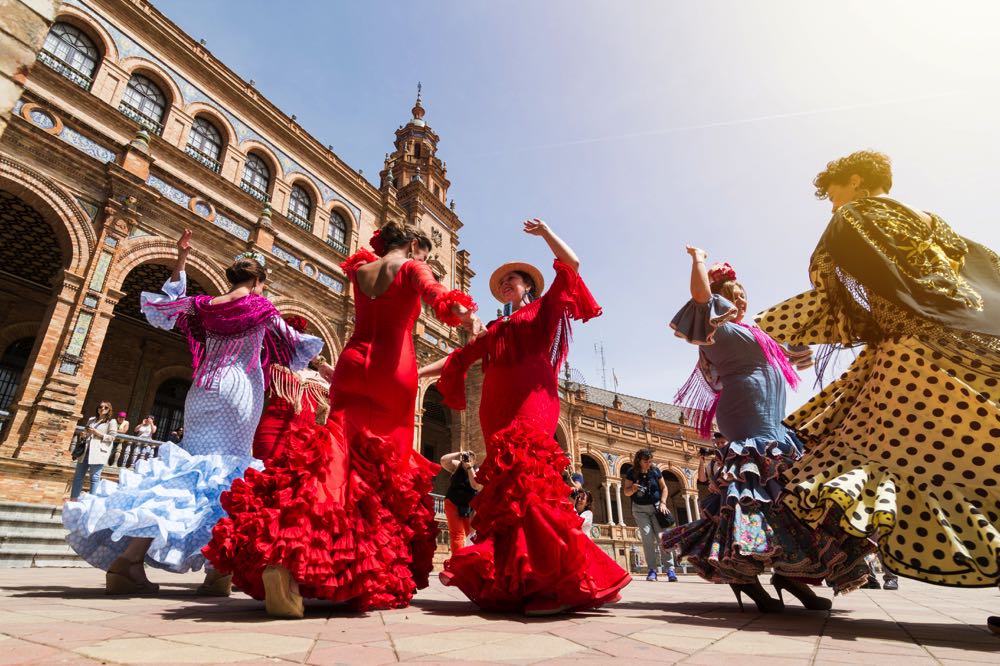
[440,451,482,554]
[421,219,629,615]
[623,449,673,582]
[662,248,871,612]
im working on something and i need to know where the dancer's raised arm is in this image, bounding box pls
[524,219,579,272]
[172,229,192,283]
[686,245,711,304]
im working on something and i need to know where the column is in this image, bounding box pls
[684,494,694,525]
[602,482,613,525]
[691,493,701,520]
[613,481,626,526]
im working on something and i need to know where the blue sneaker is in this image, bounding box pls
[646,570,657,582]
[667,567,678,582]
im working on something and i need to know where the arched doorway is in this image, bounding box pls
[420,385,452,495]
[618,461,639,527]
[83,263,209,429]
[0,190,65,421]
[150,377,190,441]
[0,337,35,411]
[580,453,608,525]
[662,469,689,525]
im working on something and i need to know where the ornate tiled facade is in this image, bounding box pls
[0,0,473,504]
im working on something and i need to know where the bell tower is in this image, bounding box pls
[380,83,451,205]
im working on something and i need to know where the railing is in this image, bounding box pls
[117,101,163,136]
[185,144,222,173]
[240,180,269,202]
[325,238,349,256]
[70,426,164,470]
[286,210,313,232]
[36,50,92,90]
[431,493,445,517]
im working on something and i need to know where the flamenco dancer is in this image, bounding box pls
[63,230,323,595]
[755,150,1000,631]
[252,314,332,464]
[662,250,872,612]
[420,219,630,615]
[205,222,480,617]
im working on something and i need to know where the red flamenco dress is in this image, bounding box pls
[204,250,475,610]
[436,260,631,613]
[253,315,331,464]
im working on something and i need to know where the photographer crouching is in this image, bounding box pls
[440,450,483,554]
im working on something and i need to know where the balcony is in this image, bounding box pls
[287,210,313,232]
[325,238,349,256]
[185,144,221,173]
[36,50,92,90]
[240,180,269,203]
[117,101,163,136]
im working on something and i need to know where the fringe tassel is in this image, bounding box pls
[674,361,720,439]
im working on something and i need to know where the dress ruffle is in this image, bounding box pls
[431,290,477,328]
[669,295,740,345]
[340,249,379,276]
[203,417,439,610]
[550,259,603,322]
[440,420,630,613]
[662,428,872,591]
[62,443,259,573]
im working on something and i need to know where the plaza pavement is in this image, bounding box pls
[0,568,997,665]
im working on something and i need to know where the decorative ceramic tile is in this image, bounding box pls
[271,245,300,268]
[317,271,345,293]
[29,109,56,130]
[65,311,94,357]
[59,127,116,163]
[88,251,113,291]
[212,212,251,241]
[146,174,191,208]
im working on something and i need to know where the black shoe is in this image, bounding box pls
[771,574,833,611]
[863,578,881,590]
[988,616,1000,636]
[882,578,898,591]
[730,583,784,613]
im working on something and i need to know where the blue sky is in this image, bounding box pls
[155,0,1000,408]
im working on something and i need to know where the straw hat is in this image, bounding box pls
[489,261,545,303]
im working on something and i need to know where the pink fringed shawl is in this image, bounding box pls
[675,322,801,438]
[146,294,290,389]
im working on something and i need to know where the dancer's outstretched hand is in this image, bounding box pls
[686,245,707,263]
[523,218,550,236]
[177,229,193,254]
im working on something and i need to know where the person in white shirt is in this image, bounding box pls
[70,402,118,500]
[575,490,595,540]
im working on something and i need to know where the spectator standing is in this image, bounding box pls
[135,415,157,439]
[117,412,130,435]
[623,449,674,581]
[575,490,595,539]
[70,402,118,500]
[440,450,482,554]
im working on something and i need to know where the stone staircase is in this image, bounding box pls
[0,501,85,568]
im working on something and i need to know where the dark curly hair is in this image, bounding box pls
[377,221,432,256]
[813,150,893,199]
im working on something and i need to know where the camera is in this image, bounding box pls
[699,447,713,457]
[460,452,470,463]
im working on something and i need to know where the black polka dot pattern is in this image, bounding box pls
[757,293,1000,588]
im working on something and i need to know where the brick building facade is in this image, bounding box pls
[0,0,472,504]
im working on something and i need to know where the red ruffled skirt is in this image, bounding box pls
[203,417,439,611]
[440,420,630,613]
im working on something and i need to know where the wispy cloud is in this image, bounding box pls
[472,89,969,157]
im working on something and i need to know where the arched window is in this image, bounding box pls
[40,22,99,89]
[0,337,34,411]
[287,185,312,231]
[326,210,348,253]
[150,378,190,442]
[240,153,270,201]
[119,74,166,135]
[186,116,223,172]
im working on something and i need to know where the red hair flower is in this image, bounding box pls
[369,229,387,257]
[708,262,737,287]
[283,314,309,333]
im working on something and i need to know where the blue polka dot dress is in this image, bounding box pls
[63,273,323,573]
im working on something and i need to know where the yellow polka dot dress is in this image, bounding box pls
[757,197,1000,588]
